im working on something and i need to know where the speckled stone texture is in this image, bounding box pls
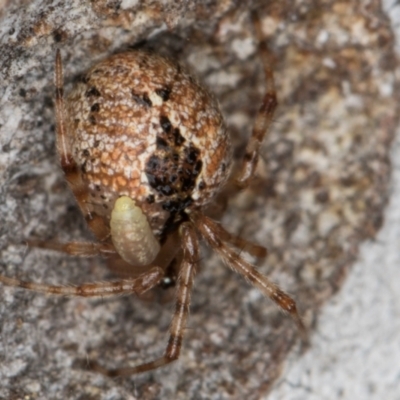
[0,1,398,399]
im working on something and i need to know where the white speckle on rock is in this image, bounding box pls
[231,37,256,60]
[121,0,139,8]
[318,210,340,237]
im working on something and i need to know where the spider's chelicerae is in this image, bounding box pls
[1,14,305,376]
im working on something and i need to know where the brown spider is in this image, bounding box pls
[0,14,304,376]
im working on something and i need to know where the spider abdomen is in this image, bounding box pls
[65,50,232,235]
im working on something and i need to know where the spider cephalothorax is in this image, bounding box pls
[0,13,304,376]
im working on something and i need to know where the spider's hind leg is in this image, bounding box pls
[55,50,110,242]
[26,238,116,257]
[234,12,278,190]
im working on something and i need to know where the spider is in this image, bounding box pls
[0,13,305,376]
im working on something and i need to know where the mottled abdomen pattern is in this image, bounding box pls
[65,51,231,235]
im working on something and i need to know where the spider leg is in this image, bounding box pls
[88,221,199,377]
[200,218,267,259]
[234,12,278,189]
[194,213,305,334]
[0,266,163,297]
[26,238,116,257]
[55,50,110,241]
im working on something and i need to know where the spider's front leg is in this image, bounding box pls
[1,196,166,297]
[194,213,306,336]
[0,266,163,297]
[88,221,199,377]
